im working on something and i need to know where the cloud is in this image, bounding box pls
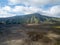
[0,6,16,18]
[0,5,60,18]
[8,0,50,6]
[1,6,12,13]
[50,5,60,15]
[41,5,60,17]
[0,6,42,17]
[8,0,60,7]
[0,0,60,18]
[48,5,60,17]
[12,6,42,14]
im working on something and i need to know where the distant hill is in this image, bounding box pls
[0,13,60,24]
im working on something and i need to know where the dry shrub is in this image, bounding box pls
[25,31,57,45]
[27,31,46,41]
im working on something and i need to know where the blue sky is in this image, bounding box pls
[0,0,60,18]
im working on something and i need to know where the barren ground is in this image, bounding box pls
[0,24,60,45]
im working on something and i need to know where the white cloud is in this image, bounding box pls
[0,5,60,18]
[8,0,60,7]
[13,6,25,13]
[8,0,50,6]
[45,5,60,17]
[40,5,60,17]
[50,5,60,15]
[9,0,22,5]
[2,6,12,11]
[52,0,60,4]
[0,6,16,18]
[12,6,42,14]
[7,0,60,17]
[0,0,60,18]
[0,6,41,17]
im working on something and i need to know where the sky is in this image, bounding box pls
[0,0,60,18]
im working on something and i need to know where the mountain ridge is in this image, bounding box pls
[0,13,60,24]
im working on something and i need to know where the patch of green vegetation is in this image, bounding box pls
[52,26,60,28]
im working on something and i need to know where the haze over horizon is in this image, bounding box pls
[0,0,60,18]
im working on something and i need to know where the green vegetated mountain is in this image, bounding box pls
[0,13,60,24]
